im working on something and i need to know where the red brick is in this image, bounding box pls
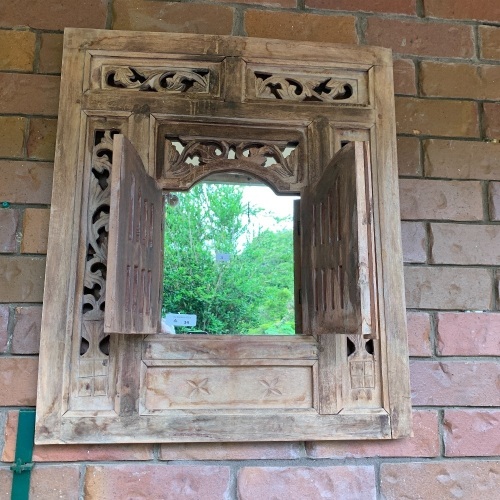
[399,179,483,221]
[0,466,80,499]
[0,208,19,253]
[410,360,500,406]
[218,0,295,6]
[489,181,500,220]
[437,312,500,356]
[0,357,38,406]
[401,221,426,263]
[238,466,375,500]
[424,139,500,180]
[405,266,491,310]
[444,410,500,456]
[245,10,357,44]
[431,223,500,265]
[381,461,500,499]
[39,33,64,74]
[421,61,500,100]
[0,73,59,116]
[484,102,500,139]
[0,256,46,302]
[160,442,303,460]
[0,0,108,30]
[11,306,42,354]
[0,117,26,158]
[0,161,53,204]
[407,311,432,356]
[424,0,500,23]
[397,136,421,176]
[480,26,500,61]
[84,465,230,499]
[27,118,57,161]
[393,58,417,95]
[306,410,438,458]
[0,305,8,353]
[365,18,474,58]
[0,29,36,71]
[21,208,50,254]
[0,471,11,498]
[113,0,234,34]
[396,97,479,137]
[2,411,153,462]
[309,0,415,14]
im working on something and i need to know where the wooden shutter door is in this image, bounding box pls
[301,141,376,338]
[104,135,163,334]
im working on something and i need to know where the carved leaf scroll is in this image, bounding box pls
[165,137,299,181]
[83,130,117,319]
[104,66,210,93]
[255,72,353,102]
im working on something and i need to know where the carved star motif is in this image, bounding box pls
[187,378,210,397]
[259,377,282,397]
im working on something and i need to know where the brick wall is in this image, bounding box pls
[1,1,499,498]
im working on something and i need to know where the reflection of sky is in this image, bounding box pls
[239,185,298,249]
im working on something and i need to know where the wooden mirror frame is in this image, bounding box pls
[35,29,411,444]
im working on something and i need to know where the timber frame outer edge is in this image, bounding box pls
[35,28,411,444]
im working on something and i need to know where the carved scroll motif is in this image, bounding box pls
[255,73,354,102]
[165,137,299,181]
[83,130,115,320]
[347,335,375,389]
[104,66,210,93]
[78,130,117,397]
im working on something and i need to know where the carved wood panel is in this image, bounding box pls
[141,365,313,411]
[69,120,126,411]
[157,120,307,193]
[244,64,369,105]
[89,56,223,97]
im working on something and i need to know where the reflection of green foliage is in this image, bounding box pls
[162,184,295,335]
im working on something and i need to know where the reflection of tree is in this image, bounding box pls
[162,184,295,335]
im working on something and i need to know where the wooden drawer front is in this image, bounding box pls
[141,365,314,412]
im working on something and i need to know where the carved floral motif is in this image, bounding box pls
[165,137,298,180]
[255,73,353,102]
[104,66,209,93]
[260,377,282,397]
[187,378,210,397]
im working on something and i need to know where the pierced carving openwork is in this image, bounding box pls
[347,335,375,390]
[157,120,307,192]
[77,129,118,398]
[255,72,353,102]
[103,66,210,93]
[82,130,116,319]
[165,137,298,179]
